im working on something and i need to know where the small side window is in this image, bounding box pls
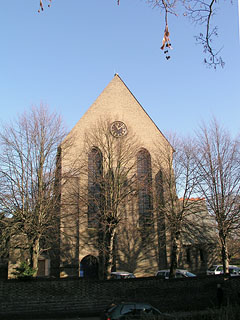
[176,272,184,278]
[157,272,165,279]
[142,307,153,315]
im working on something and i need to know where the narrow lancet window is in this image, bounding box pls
[88,147,103,227]
[137,149,153,228]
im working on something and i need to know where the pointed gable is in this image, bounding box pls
[66,74,171,154]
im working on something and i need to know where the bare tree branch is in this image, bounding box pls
[184,0,224,68]
[194,118,240,273]
[37,0,228,68]
[0,104,66,275]
[60,118,142,279]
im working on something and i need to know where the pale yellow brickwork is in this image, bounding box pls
[59,74,173,278]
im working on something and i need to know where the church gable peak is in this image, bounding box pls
[66,74,171,150]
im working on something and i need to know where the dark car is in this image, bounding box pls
[102,302,174,320]
[110,271,136,279]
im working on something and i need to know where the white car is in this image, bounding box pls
[206,264,238,275]
[156,269,196,279]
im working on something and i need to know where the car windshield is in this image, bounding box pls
[136,304,161,316]
[120,304,135,315]
[209,265,218,271]
[185,271,196,277]
[217,266,223,271]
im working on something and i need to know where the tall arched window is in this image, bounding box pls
[137,149,153,228]
[88,147,103,228]
[155,169,167,266]
[155,170,165,209]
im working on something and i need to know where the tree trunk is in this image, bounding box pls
[97,228,105,280]
[97,221,116,280]
[220,235,229,274]
[106,228,116,278]
[169,232,181,278]
[31,238,40,276]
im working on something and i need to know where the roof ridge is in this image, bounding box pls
[113,74,172,149]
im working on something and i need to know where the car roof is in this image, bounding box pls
[156,269,188,272]
[111,271,133,275]
[209,265,237,268]
[117,302,153,307]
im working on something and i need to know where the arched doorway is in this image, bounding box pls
[80,255,99,279]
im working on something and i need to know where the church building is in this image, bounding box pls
[57,74,215,279]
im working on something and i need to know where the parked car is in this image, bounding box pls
[206,265,223,275]
[155,269,196,279]
[110,271,136,279]
[229,266,240,276]
[102,302,174,320]
[206,264,238,275]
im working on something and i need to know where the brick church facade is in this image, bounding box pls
[57,74,216,278]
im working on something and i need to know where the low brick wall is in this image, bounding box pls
[1,275,240,319]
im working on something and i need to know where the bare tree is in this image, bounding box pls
[83,119,141,279]
[38,0,228,68]
[154,135,212,277]
[61,118,141,279]
[0,105,66,274]
[194,119,240,274]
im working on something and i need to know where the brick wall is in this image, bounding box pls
[1,275,240,319]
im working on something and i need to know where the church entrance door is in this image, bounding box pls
[80,255,98,279]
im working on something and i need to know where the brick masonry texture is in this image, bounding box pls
[1,275,240,319]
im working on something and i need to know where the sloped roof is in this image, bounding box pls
[113,74,171,148]
[64,74,172,151]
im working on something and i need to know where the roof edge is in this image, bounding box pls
[113,74,173,149]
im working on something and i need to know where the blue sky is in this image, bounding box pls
[0,0,239,138]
